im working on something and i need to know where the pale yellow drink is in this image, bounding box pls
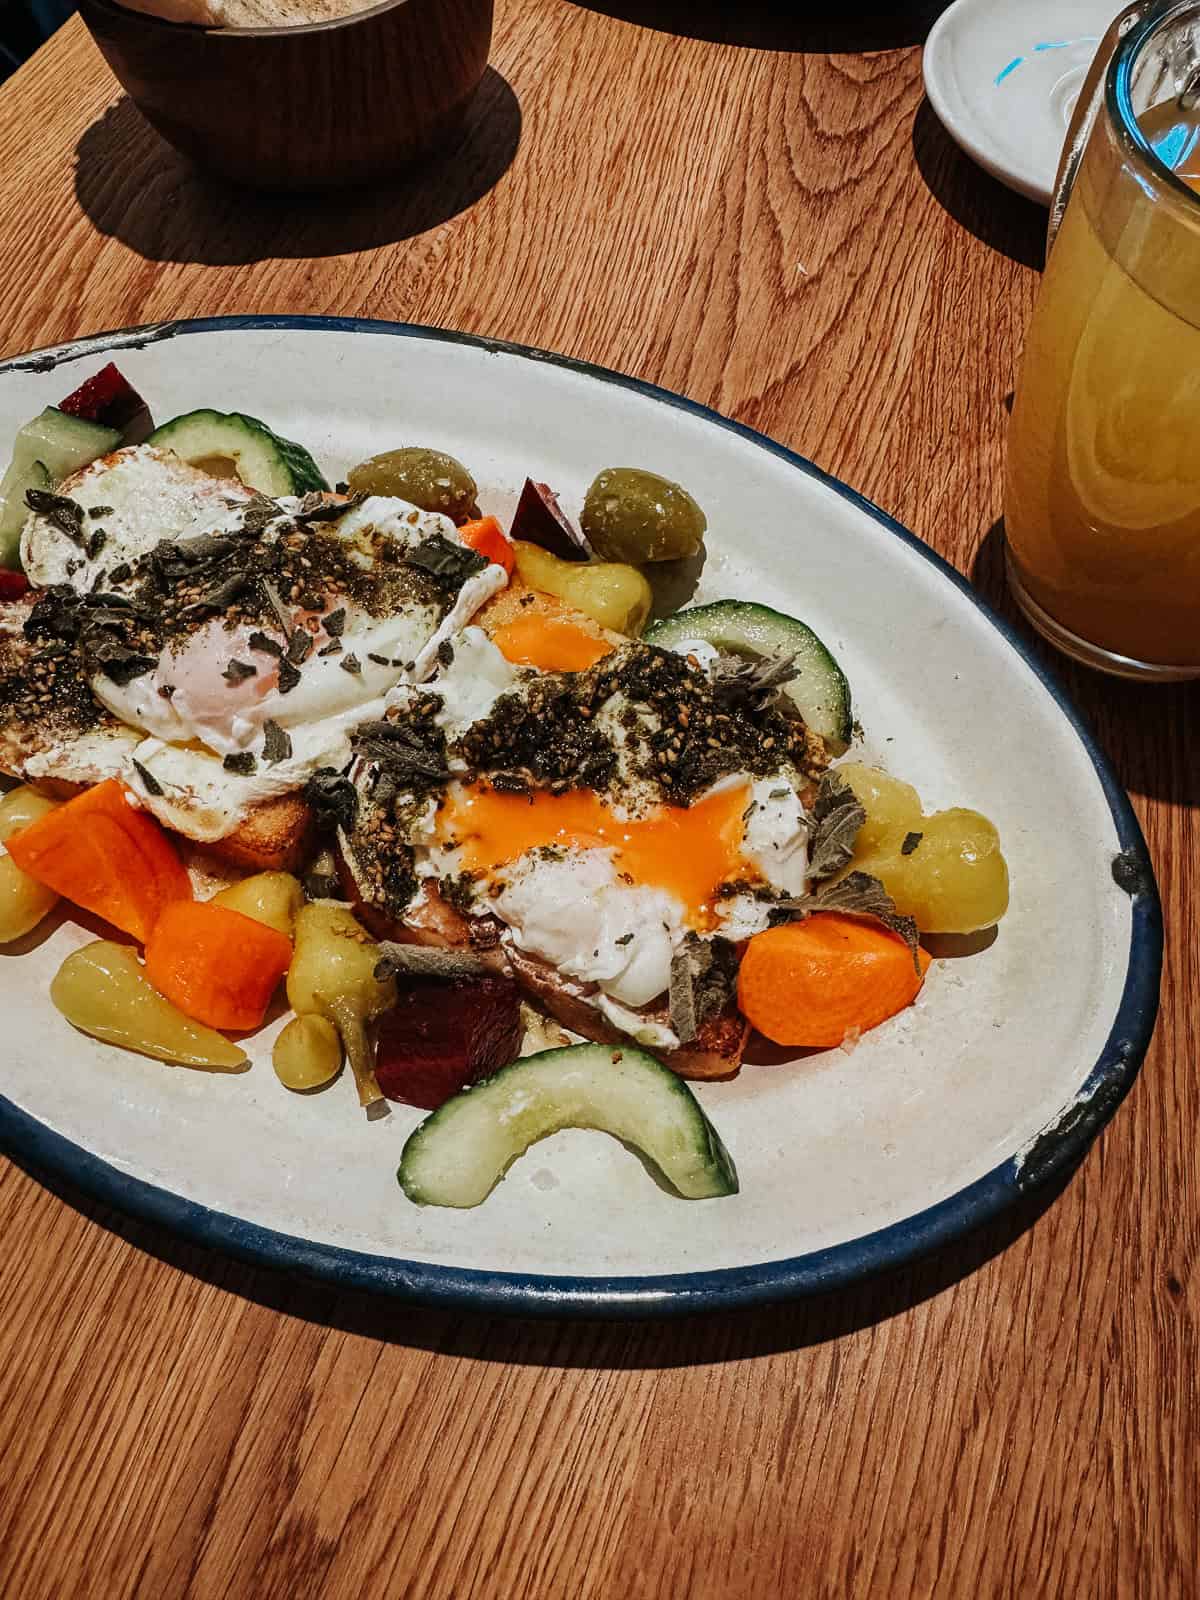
[1006,99,1200,671]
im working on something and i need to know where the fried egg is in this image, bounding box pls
[16,452,507,841]
[383,628,813,1040]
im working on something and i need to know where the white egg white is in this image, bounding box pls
[20,446,256,590]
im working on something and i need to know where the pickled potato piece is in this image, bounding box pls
[212,871,303,940]
[51,941,248,1070]
[273,1013,342,1090]
[838,762,1009,934]
[288,903,396,1112]
[0,787,61,943]
[581,467,707,563]
[346,447,479,523]
[513,542,652,636]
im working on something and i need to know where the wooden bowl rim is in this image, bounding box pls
[82,0,472,42]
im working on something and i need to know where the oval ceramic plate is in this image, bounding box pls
[0,318,1161,1318]
[924,0,1117,205]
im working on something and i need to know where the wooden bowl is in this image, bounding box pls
[76,0,494,192]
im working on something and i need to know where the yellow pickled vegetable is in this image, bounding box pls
[273,1014,342,1091]
[212,871,303,940]
[51,941,248,1070]
[513,542,652,636]
[0,787,61,943]
[287,903,395,1114]
[837,762,1009,934]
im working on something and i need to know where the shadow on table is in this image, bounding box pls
[911,100,1047,271]
[72,68,521,266]
[973,519,1200,809]
[8,1142,1078,1366]
[566,1,951,50]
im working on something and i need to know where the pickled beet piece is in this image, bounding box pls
[0,569,29,601]
[375,972,523,1109]
[58,363,153,443]
[509,478,592,562]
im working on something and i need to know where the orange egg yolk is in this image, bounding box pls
[439,781,752,929]
[490,614,614,673]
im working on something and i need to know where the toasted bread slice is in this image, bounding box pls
[202,793,316,873]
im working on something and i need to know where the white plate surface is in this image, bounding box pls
[924,0,1118,205]
[0,319,1159,1314]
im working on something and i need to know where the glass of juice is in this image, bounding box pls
[1005,0,1200,679]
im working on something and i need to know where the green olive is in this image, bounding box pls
[581,467,707,564]
[346,447,479,523]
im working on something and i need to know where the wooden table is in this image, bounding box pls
[0,5,1194,1594]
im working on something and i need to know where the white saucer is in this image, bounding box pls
[923,0,1119,205]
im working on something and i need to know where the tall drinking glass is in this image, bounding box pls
[1005,0,1200,679]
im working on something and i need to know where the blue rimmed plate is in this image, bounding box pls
[0,317,1161,1318]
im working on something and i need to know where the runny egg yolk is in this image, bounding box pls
[490,615,614,673]
[440,781,752,929]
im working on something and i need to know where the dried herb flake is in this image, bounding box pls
[262,719,293,765]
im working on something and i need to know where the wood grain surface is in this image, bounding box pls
[0,4,1196,1596]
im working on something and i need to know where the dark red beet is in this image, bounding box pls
[0,569,29,601]
[375,973,523,1109]
[509,478,592,562]
[58,363,154,443]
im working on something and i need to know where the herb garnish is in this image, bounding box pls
[305,768,359,833]
[340,653,362,675]
[277,658,302,694]
[286,629,313,665]
[774,871,921,969]
[248,630,284,658]
[237,493,281,536]
[405,533,488,587]
[806,770,865,881]
[668,935,741,1042]
[25,488,86,546]
[222,659,257,684]
[294,491,363,524]
[373,943,493,982]
[223,751,257,775]
[350,717,450,785]
[901,831,923,856]
[260,576,293,637]
[322,607,346,637]
[262,719,292,765]
[131,759,164,797]
[712,651,800,713]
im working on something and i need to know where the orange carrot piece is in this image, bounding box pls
[737,914,932,1049]
[145,901,293,1031]
[458,516,515,575]
[6,779,191,942]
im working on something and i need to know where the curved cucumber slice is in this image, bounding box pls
[147,409,328,496]
[646,599,853,752]
[398,1043,738,1208]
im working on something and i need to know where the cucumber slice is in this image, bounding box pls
[398,1042,738,1208]
[147,409,329,496]
[0,407,120,567]
[646,598,853,752]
